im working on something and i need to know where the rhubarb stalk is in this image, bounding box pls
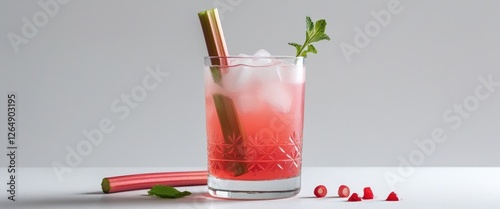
[198,8,247,176]
[101,171,207,193]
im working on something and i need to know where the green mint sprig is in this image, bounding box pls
[288,16,330,57]
[147,185,192,199]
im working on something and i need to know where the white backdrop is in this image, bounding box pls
[1,0,499,178]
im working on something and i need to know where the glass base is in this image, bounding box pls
[207,175,301,199]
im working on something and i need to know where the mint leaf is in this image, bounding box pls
[309,33,330,43]
[306,16,314,32]
[314,19,327,34]
[290,16,331,57]
[288,42,302,53]
[148,185,192,199]
[300,44,317,57]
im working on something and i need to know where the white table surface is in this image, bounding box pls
[1,167,499,209]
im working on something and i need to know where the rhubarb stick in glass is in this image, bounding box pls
[198,8,247,176]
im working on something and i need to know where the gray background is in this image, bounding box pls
[1,0,499,172]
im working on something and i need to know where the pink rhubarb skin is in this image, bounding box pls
[102,171,208,193]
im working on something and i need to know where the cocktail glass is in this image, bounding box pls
[204,56,305,199]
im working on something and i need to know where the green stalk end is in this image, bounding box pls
[101,178,111,193]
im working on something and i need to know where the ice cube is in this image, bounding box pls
[229,53,250,66]
[222,65,252,93]
[228,49,274,66]
[277,59,305,84]
[253,66,281,85]
[251,49,275,66]
[253,49,271,57]
[223,49,279,92]
[223,65,280,93]
[259,83,292,113]
[236,93,260,114]
[278,65,305,84]
[228,49,271,66]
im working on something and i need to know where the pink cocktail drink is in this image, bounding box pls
[204,54,305,199]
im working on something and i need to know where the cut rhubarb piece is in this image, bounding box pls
[338,185,350,197]
[313,185,327,197]
[347,193,362,202]
[362,187,374,199]
[386,191,400,201]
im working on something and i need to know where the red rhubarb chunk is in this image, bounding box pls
[347,193,362,202]
[338,185,350,198]
[314,185,327,197]
[386,191,400,201]
[362,187,374,199]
